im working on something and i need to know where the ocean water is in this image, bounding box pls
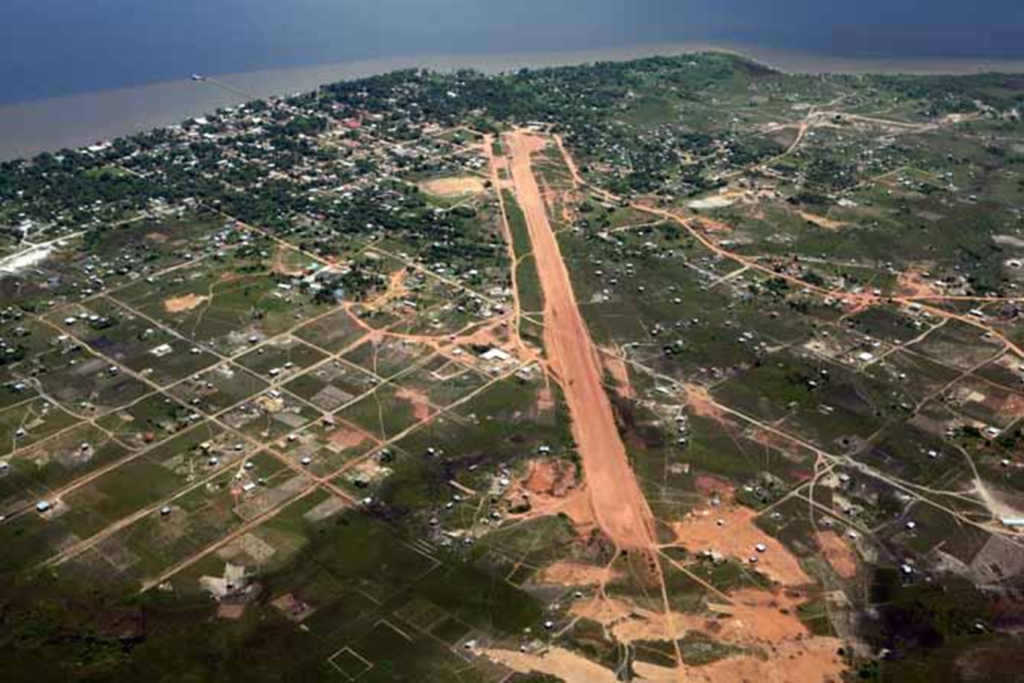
[2,0,1023,160]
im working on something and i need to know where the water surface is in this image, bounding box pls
[3,0,1024,160]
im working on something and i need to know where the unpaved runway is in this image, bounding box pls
[505,130,655,550]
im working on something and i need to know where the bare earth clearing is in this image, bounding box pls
[817,530,858,579]
[419,176,486,197]
[669,505,812,588]
[505,459,595,532]
[163,293,209,313]
[797,210,846,230]
[486,587,846,682]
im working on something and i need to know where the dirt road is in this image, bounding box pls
[505,130,656,551]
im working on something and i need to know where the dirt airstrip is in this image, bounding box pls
[505,129,656,552]
[490,131,847,682]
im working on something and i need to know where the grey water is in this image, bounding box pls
[2,0,1024,161]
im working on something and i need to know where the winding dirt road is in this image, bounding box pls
[505,130,656,551]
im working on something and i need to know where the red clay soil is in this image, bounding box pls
[394,386,432,421]
[693,474,736,499]
[524,459,575,497]
[505,130,656,551]
[816,531,858,580]
[670,505,812,588]
[682,383,732,423]
[505,459,596,534]
[897,267,943,299]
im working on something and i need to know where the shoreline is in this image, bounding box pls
[2,41,1024,163]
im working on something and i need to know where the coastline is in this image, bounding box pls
[2,41,1024,163]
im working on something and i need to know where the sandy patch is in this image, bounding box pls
[327,426,370,452]
[993,391,1024,423]
[670,506,811,587]
[573,595,696,644]
[217,603,247,620]
[490,588,846,682]
[573,589,807,648]
[635,637,845,682]
[0,244,55,275]
[347,456,392,486]
[766,125,802,149]
[420,176,486,197]
[690,216,734,234]
[975,478,1024,525]
[694,474,735,500]
[481,646,619,683]
[683,384,733,426]
[525,459,574,497]
[270,243,307,276]
[451,321,511,354]
[536,385,555,412]
[394,386,432,421]
[797,211,845,230]
[536,561,617,587]
[706,589,810,643]
[365,269,408,311]
[896,266,942,299]
[505,459,595,532]
[163,293,209,313]
[816,531,857,579]
[689,195,736,210]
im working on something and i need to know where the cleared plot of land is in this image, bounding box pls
[419,176,486,197]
